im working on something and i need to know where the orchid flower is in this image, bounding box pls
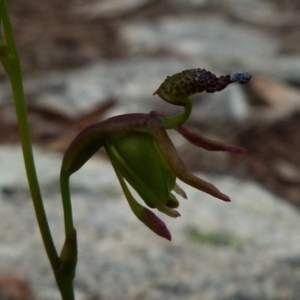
[61,68,251,240]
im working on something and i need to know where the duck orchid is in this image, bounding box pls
[61,69,251,240]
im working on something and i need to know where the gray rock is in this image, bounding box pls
[120,15,300,83]
[1,145,300,299]
[121,15,278,69]
[72,0,151,20]
[0,58,189,117]
[0,57,251,127]
[190,83,250,124]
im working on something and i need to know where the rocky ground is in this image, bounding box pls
[1,0,300,299]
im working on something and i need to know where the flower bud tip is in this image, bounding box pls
[230,72,252,84]
[222,195,231,202]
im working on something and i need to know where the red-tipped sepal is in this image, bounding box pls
[139,207,172,241]
[177,125,245,153]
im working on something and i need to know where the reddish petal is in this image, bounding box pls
[150,110,245,153]
[177,125,245,153]
[141,207,172,241]
[146,121,231,202]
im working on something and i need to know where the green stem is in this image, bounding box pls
[60,171,75,239]
[0,1,76,299]
[0,0,59,270]
[160,99,192,129]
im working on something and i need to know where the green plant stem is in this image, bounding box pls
[60,171,75,239]
[160,99,192,129]
[0,1,75,299]
[0,0,60,270]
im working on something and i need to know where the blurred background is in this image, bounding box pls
[1,0,300,299]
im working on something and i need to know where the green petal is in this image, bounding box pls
[166,193,179,208]
[106,131,181,211]
[115,132,175,198]
[106,142,180,218]
[112,161,172,240]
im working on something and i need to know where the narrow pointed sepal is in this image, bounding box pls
[139,207,172,241]
[126,188,172,240]
[177,125,245,153]
[156,205,181,218]
[146,123,231,202]
[113,166,172,240]
[151,110,245,153]
[173,183,187,199]
[176,168,231,202]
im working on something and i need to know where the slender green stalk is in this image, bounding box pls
[0,1,76,298]
[160,100,192,129]
[60,171,75,239]
[0,0,60,270]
